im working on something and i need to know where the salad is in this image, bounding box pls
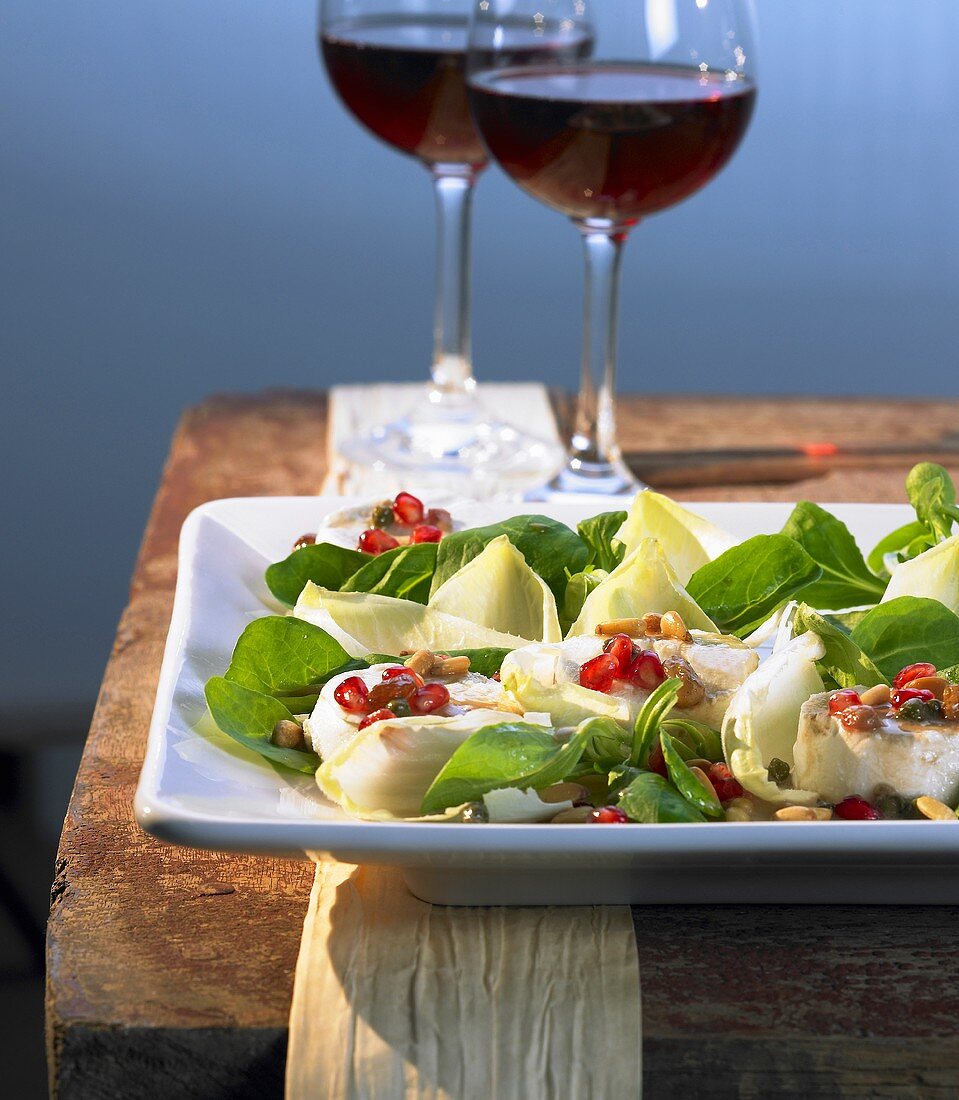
[204,465,959,825]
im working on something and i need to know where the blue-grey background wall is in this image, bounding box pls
[2,0,958,715]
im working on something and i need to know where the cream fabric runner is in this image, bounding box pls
[287,383,642,1099]
[286,861,642,1100]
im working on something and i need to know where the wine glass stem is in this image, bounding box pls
[565,226,636,485]
[430,168,478,406]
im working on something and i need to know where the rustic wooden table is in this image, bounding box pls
[46,392,959,1099]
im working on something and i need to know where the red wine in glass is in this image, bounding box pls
[322,15,488,168]
[469,63,757,225]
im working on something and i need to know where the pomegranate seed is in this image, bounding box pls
[603,634,635,678]
[382,666,425,688]
[358,708,394,730]
[829,690,862,715]
[708,762,744,802]
[891,687,935,711]
[579,653,619,693]
[894,662,937,689]
[410,524,443,544]
[833,795,882,820]
[588,806,630,824]
[628,650,666,690]
[425,507,453,531]
[647,741,668,779]
[393,491,424,526]
[358,528,399,555]
[333,675,370,715]
[410,682,450,714]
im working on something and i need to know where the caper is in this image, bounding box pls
[767,757,792,785]
[899,698,936,723]
[386,697,412,717]
[876,793,910,819]
[271,719,306,750]
[370,502,395,528]
[459,802,489,824]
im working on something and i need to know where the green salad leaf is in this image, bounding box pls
[340,542,437,603]
[661,717,723,762]
[660,732,724,818]
[561,568,608,631]
[420,721,590,815]
[615,771,706,823]
[941,664,959,684]
[850,596,959,681]
[793,604,888,689]
[686,534,822,637]
[630,678,681,768]
[223,616,362,695]
[205,677,320,773]
[867,521,932,580]
[266,543,369,606]
[781,502,886,610]
[907,462,959,543]
[578,511,627,572]
[431,515,588,604]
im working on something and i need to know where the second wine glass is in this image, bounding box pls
[467,0,758,495]
[319,0,585,487]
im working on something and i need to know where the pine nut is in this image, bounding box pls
[432,656,471,676]
[595,618,643,637]
[916,796,958,821]
[775,805,832,821]
[860,684,891,706]
[404,649,434,676]
[660,610,692,642]
[538,782,590,804]
[551,805,594,824]
[723,797,757,822]
[907,676,949,699]
[642,612,663,636]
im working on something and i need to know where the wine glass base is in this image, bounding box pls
[526,455,646,500]
[338,396,565,493]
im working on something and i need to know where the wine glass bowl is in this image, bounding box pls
[467,0,758,494]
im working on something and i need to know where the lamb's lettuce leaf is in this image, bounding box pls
[223,615,362,695]
[686,535,822,638]
[205,677,320,773]
[266,543,369,606]
[614,491,737,584]
[431,515,588,604]
[561,568,608,631]
[420,720,591,815]
[850,596,959,681]
[781,502,886,610]
[578,510,627,572]
[615,771,706,823]
[660,732,724,818]
[792,604,888,689]
[340,542,437,603]
[907,462,959,543]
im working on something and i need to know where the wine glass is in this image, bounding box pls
[467,0,758,495]
[318,0,586,488]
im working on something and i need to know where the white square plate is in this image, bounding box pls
[135,497,959,905]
